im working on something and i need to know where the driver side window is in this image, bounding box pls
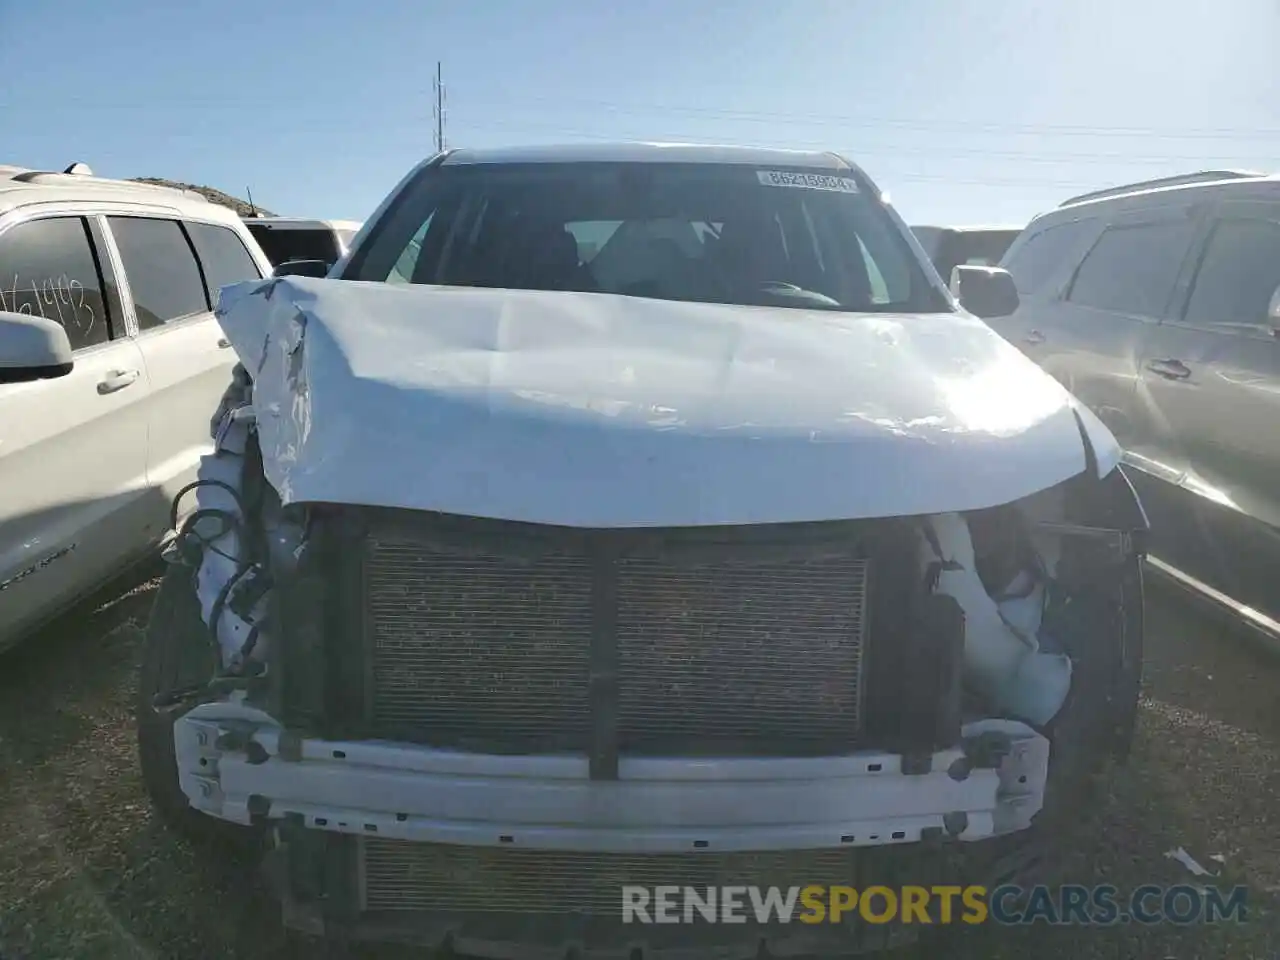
[1182,217,1280,334]
[0,216,115,350]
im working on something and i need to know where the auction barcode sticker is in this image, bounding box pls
[756,170,859,193]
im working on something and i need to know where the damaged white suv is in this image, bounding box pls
[137,144,1145,957]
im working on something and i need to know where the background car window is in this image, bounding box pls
[184,222,262,309]
[246,224,340,267]
[387,214,435,284]
[566,221,624,263]
[1183,218,1280,333]
[911,226,943,260]
[0,216,113,351]
[1002,219,1093,294]
[108,217,209,330]
[857,236,891,303]
[928,229,1022,284]
[1066,220,1195,318]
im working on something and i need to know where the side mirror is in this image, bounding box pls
[1268,284,1280,338]
[951,265,1020,319]
[272,259,331,279]
[0,311,74,384]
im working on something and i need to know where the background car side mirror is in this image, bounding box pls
[950,265,1020,319]
[0,311,74,384]
[272,259,331,279]
[1268,284,1280,338]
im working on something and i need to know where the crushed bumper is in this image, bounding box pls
[178,705,1050,955]
[175,704,1048,851]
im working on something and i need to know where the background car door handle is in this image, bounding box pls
[1023,330,1046,345]
[1146,358,1192,380]
[217,337,231,349]
[97,369,140,394]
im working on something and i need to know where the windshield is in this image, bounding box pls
[346,162,950,314]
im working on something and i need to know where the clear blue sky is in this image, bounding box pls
[4,0,1277,226]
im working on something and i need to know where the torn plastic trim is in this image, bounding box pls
[920,512,1072,727]
[173,705,1048,852]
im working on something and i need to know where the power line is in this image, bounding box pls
[446,118,1273,168]
[457,93,1280,143]
[10,92,1280,143]
[443,120,1270,184]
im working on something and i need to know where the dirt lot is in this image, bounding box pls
[1,574,1278,959]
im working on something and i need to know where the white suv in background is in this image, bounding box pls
[0,163,272,651]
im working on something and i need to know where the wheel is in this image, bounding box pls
[1042,550,1144,812]
[967,551,1144,888]
[136,562,263,856]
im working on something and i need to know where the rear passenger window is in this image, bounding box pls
[108,217,208,330]
[1003,220,1092,294]
[1183,218,1280,332]
[0,216,113,351]
[1067,220,1195,318]
[184,222,262,308]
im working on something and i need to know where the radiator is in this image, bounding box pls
[358,516,871,757]
[360,839,873,916]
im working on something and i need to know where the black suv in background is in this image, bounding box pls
[988,170,1280,640]
[911,224,1023,286]
[241,216,362,272]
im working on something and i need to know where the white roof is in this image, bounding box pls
[243,217,363,231]
[0,166,241,224]
[441,142,855,170]
[912,224,1024,234]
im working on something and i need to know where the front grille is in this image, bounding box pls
[343,511,880,759]
[361,839,878,916]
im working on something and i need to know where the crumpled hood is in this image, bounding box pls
[215,277,1120,527]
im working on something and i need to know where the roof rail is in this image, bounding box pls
[9,170,209,202]
[1059,170,1268,208]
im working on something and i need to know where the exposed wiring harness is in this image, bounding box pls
[153,402,274,709]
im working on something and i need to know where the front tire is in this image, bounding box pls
[136,563,262,855]
[974,551,1144,888]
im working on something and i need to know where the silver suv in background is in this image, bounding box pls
[241,216,362,272]
[989,169,1280,641]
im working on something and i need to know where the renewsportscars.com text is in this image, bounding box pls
[621,884,1248,926]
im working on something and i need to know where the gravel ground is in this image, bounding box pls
[0,573,1277,959]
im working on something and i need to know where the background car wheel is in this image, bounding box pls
[136,562,263,857]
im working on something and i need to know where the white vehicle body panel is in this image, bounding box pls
[0,173,271,647]
[132,318,237,529]
[0,339,151,637]
[216,276,1121,527]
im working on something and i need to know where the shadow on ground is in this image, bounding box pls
[0,582,1277,959]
